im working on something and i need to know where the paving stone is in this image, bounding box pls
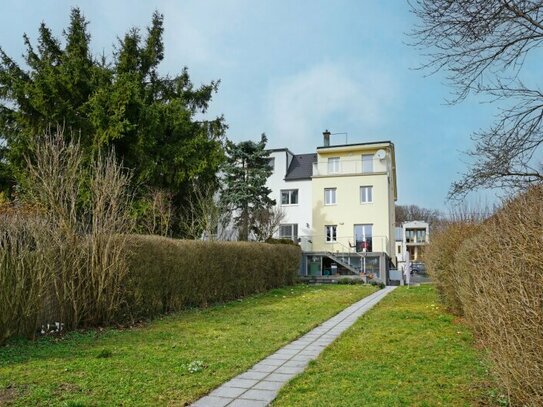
[290,355,313,362]
[282,343,305,350]
[239,389,278,402]
[266,353,291,361]
[228,399,269,407]
[305,346,325,352]
[226,378,259,389]
[237,371,269,380]
[275,348,299,355]
[191,395,233,407]
[258,357,285,366]
[210,386,247,398]
[292,341,312,348]
[265,372,294,382]
[251,363,277,373]
[252,380,285,391]
[322,335,338,341]
[299,351,320,357]
[275,365,305,375]
[282,359,309,368]
[302,334,320,339]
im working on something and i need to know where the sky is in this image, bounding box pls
[0,0,502,211]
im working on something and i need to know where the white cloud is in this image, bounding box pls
[264,62,398,151]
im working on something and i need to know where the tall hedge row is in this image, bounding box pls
[426,186,543,406]
[122,235,301,318]
[0,231,300,344]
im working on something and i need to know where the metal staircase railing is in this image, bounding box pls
[325,240,367,275]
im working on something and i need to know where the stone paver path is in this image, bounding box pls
[191,285,396,407]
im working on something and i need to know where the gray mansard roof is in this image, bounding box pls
[285,153,317,181]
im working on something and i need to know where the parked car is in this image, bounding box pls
[411,262,427,275]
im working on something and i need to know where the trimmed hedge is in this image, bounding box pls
[122,236,301,319]
[426,186,543,406]
[0,230,300,344]
[424,221,481,315]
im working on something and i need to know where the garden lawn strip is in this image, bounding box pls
[273,285,496,407]
[0,284,377,406]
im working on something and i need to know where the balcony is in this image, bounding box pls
[405,229,428,245]
[312,159,384,176]
[301,234,390,255]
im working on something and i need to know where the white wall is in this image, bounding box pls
[267,150,313,244]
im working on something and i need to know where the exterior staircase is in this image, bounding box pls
[323,240,368,276]
[324,252,360,275]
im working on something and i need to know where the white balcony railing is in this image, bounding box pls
[302,234,390,254]
[312,159,384,176]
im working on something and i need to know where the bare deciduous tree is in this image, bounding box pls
[22,129,133,329]
[252,206,286,242]
[395,204,442,228]
[140,188,174,237]
[179,182,231,240]
[410,0,543,198]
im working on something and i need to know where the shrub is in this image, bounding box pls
[0,132,132,344]
[337,277,357,285]
[122,236,300,318]
[369,281,385,289]
[0,208,51,343]
[454,186,543,406]
[0,133,301,344]
[424,220,481,315]
[265,237,298,245]
[428,186,543,405]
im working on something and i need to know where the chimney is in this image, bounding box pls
[323,129,331,147]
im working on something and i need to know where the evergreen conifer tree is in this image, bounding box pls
[221,134,274,241]
[0,8,225,235]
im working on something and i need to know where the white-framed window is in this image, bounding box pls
[328,157,340,174]
[325,225,337,242]
[360,186,373,203]
[354,224,373,252]
[361,154,373,173]
[324,188,337,205]
[280,189,299,205]
[279,224,298,240]
[268,157,275,171]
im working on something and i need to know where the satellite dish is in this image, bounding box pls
[375,149,386,160]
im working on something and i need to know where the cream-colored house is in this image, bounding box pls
[270,131,398,283]
[311,139,397,255]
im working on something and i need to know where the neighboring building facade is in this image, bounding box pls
[268,132,398,283]
[395,220,430,265]
[402,220,429,261]
[266,149,314,251]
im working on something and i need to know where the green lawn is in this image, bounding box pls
[273,285,497,407]
[0,284,377,406]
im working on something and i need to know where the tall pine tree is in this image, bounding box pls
[221,134,274,241]
[0,8,225,234]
